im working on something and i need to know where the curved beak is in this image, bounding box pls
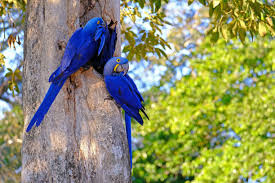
[122,63,129,75]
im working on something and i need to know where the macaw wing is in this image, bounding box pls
[105,75,144,125]
[49,34,93,83]
[106,27,117,63]
[93,27,117,73]
[60,27,83,72]
[99,26,117,66]
[124,74,144,102]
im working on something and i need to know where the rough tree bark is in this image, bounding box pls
[22,0,130,182]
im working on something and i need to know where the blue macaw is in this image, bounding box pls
[103,57,149,168]
[26,17,110,132]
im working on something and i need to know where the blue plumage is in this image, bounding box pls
[26,17,108,132]
[104,57,149,168]
[93,21,117,74]
[125,113,132,168]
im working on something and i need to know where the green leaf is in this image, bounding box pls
[221,26,229,41]
[232,22,238,36]
[155,48,161,58]
[198,0,206,5]
[155,0,161,12]
[259,22,267,37]
[210,31,219,43]
[239,20,246,29]
[158,48,168,59]
[5,68,13,77]
[141,33,147,41]
[188,0,194,5]
[213,0,220,8]
[14,68,22,80]
[209,2,214,17]
[122,45,131,53]
[155,48,168,59]
[0,53,5,68]
[239,28,246,43]
[139,0,145,8]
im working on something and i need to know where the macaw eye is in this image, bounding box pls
[97,20,100,24]
[116,58,120,63]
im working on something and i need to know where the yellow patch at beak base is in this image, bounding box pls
[113,64,119,72]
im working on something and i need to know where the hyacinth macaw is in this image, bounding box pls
[26,17,110,132]
[104,57,149,168]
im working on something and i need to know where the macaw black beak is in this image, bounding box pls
[122,63,129,76]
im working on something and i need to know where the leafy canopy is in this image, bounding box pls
[188,0,275,43]
[133,37,275,183]
[0,105,23,183]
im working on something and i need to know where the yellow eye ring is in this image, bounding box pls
[97,20,100,24]
[116,59,120,63]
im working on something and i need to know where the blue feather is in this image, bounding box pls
[124,74,144,102]
[60,27,83,72]
[98,33,105,56]
[92,25,117,74]
[26,78,66,132]
[94,27,104,41]
[99,26,117,65]
[27,17,108,132]
[48,67,61,82]
[125,113,132,168]
[104,57,149,168]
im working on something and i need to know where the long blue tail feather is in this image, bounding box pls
[26,78,67,132]
[125,113,132,168]
[48,67,61,83]
[122,104,143,125]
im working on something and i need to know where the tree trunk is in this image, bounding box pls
[22,0,130,182]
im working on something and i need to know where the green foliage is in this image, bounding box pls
[5,68,21,96]
[0,105,23,183]
[188,0,275,43]
[133,37,275,182]
[134,0,169,12]
[0,1,275,182]
[0,0,25,95]
[0,0,26,15]
[121,0,171,61]
[0,53,5,68]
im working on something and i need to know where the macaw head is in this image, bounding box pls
[103,57,129,76]
[84,17,105,33]
[84,17,107,56]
